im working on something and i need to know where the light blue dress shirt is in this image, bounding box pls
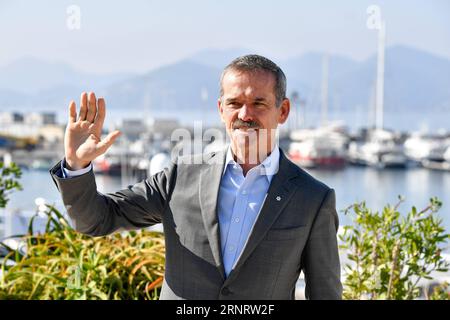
[218,145,280,277]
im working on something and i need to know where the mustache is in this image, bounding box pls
[232,119,260,130]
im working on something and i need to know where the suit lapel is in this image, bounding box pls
[224,151,299,283]
[199,148,227,280]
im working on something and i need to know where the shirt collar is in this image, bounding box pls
[222,144,280,180]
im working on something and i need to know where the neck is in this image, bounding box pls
[231,144,275,176]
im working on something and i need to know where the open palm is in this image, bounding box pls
[64,92,121,170]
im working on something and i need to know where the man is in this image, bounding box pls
[50,55,342,300]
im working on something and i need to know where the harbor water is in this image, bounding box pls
[3,165,450,236]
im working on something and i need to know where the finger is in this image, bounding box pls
[97,130,121,153]
[86,92,97,122]
[78,92,88,121]
[68,100,77,123]
[95,97,106,129]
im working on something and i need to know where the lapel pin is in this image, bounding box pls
[276,196,281,201]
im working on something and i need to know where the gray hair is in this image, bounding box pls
[219,54,287,107]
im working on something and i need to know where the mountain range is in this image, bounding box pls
[1,45,449,125]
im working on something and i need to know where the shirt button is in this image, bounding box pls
[229,245,235,251]
[234,218,240,223]
[242,190,247,195]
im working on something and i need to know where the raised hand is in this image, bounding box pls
[64,92,121,170]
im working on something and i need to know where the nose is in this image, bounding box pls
[238,104,253,122]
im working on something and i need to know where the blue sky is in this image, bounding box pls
[0,0,449,73]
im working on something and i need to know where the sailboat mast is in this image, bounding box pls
[321,54,329,127]
[375,21,385,130]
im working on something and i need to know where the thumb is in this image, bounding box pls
[97,130,121,153]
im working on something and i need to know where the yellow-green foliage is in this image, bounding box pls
[340,196,450,300]
[0,205,165,300]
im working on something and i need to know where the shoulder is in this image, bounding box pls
[280,149,332,194]
[171,147,227,176]
[174,148,224,166]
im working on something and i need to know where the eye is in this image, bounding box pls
[227,102,241,108]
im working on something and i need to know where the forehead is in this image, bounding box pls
[221,69,276,100]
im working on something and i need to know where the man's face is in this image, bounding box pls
[218,69,290,162]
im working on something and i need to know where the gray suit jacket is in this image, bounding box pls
[49,147,342,300]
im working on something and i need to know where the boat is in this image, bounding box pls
[347,22,407,169]
[445,146,450,163]
[92,143,143,176]
[287,54,349,169]
[288,123,349,168]
[348,129,407,168]
[404,132,450,170]
[421,144,450,171]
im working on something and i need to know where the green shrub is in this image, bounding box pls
[0,205,165,300]
[340,196,450,300]
[0,161,22,209]
[428,282,449,300]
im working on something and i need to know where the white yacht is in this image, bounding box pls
[347,22,407,169]
[348,129,407,168]
[404,132,450,168]
[421,143,450,171]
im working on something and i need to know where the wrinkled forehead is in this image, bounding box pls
[221,69,276,101]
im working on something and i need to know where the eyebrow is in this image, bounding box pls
[254,97,267,102]
[225,97,268,103]
[224,98,238,104]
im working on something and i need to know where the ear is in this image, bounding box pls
[277,98,290,124]
[218,98,225,123]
